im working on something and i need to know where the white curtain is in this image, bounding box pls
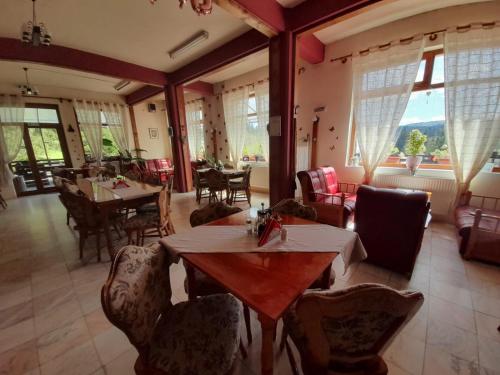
[352,38,424,183]
[185,100,205,161]
[0,95,25,187]
[444,24,500,203]
[223,87,250,166]
[73,100,103,165]
[254,81,270,161]
[102,102,130,155]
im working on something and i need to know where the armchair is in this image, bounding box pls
[297,167,357,228]
[455,191,500,264]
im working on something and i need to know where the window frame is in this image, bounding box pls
[241,92,267,163]
[348,48,452,170]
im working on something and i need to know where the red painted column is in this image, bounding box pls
[269,31,296,206]
[165,84,192,192]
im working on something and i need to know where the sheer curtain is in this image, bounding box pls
[444,24,500,203]
[102,102,130,155]
[0,95,25,187]
[185,100,205,161]
[73,100,103,165]
[352,38,424,183]
[222,87,249,166]
[254,81,269,161]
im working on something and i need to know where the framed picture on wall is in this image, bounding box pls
[149,128,159,139]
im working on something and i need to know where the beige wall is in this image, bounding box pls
[131,100,172,160]
[295,2,500,216]
[0,84,127,199]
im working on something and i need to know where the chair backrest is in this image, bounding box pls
[145,159,157,172]
[354,185,429,276]
[101,244,173,357]
[190,202,242,227]
[241,167,252,187]
[60,190,99,228]
[272,199,317,221]
[205,168,227,191]
[156,158,172,170]
[103,163,117,178]
[293,284,423,371]
[297,167,339,204]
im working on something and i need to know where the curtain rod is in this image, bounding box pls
[217,78,269,96]
[329,21,499,63]
[0,93,127,107]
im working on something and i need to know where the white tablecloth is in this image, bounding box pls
[87,178,160,200]
[160,224,367,273]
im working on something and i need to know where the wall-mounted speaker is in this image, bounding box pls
[148,103,156,113]
[167,127,174,137]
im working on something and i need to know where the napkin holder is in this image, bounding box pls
[258,218,282,247]
[113,180,130,189]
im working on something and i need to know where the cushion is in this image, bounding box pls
[455,206,499,235]
[123,213,159,230]
[137,203,159,215]
[148,294,241,375]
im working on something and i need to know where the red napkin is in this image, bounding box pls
[258,218,282,247]
[113,180,130,189]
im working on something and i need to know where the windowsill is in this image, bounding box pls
[240,161,269,167]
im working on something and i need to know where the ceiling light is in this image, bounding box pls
[169,31,209,59]
[114,80,131,91]
[21,0,51,47]
[19,67,39,96]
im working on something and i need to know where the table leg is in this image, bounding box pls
[101,206,114,259]
[258,314,276,375]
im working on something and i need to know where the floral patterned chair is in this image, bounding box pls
[272,198,318,221]
[101,244,242,375]
[282,283,424,375]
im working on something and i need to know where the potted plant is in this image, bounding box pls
[404,129,427,175]
[386,146,402,164]
[431,144,450,165]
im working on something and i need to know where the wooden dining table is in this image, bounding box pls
[196,167,246,179]
[180,210,338,375]
[80,178,162,258]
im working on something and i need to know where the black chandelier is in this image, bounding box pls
[21,0,52,47]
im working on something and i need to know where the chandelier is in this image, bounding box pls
[21,0,51,47]
[149,0,213,16]
[19,68,40,96]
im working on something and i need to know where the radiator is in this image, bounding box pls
[373,174,456,216]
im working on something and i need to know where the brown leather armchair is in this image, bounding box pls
[297,167,357,228]
[354,185,430,278]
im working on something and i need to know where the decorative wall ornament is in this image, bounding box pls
[149,0,213,15]
[148,128,159,139]
[328,126,335,132]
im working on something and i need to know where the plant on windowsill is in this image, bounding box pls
[386,146,402,164]
[404,129,427,175]
[431,144,450,165]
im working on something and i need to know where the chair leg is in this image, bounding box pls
[246,188,251,205]
[239,339,248,359]
[126,230,133,245]
[66,211,70,225]
[243,304,252,344]
[113,223,122,239]
[79,229,87,259]
[285,340,300,375]
[136,229,141,246]
[96,231,101,262]
[279,326,288,352]
[141,230,146,246]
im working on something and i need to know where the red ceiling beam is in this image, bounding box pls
[168,29,269,85]
[184,81,214,96]
[126,85,163,106]
[288,0,383,34]
[0,37,168,86]
[298,34,324,65]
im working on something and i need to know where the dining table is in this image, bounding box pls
[196,167,246,179]
[78,177,162,258]
[160,210,367,375]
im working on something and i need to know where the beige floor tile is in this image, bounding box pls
[84,309,112,338]
[426,319,479,362]
[103,348,137,375]
[93,327,133,366]
[33,292,83,338]
[383,333,426,375]
[471,292,500,319]
[478,336,500,372]
[74,280,104,315]
[0,285,32,312]
[32,273,73,298]
[429,279,473,309]
[37,318,91,365]
[0,301,33,331]
[475,312,500,343]
[0,319,36,354]
[386,360,414,375]
[0,339,38,375]
[423,345,480,375]
[39,340,100,375]
[429,296,476,333]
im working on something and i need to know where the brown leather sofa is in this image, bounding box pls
[455,191,500,265]
[355,185,430,278]
[297,167,357,228]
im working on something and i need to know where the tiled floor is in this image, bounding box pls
[1,192,499,375]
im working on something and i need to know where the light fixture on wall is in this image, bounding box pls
[149,0,213,16]
[21,0,52,47]
[19,67,39,96]
[114,80,131,91]
[168,31,209,59]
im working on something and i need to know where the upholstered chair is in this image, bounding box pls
[282,284,424,375]
[272,198,318,221]
[101,244,242,375]
[186,203,253,343]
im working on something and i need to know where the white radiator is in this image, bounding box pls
[372,174,456,216]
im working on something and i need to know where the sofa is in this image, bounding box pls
[355,185,430,278]
[297,167,357,228]
[455,191,500,265]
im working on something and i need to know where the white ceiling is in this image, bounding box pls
[0,0,250,72]
[0,60,143,95]
[314,0,490,44]
[276,0,307,7]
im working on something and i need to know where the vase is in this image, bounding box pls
[406,156,422,175]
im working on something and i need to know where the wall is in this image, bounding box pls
[295,2,500,217]
[0,84,127,199]
[131,100,172,160]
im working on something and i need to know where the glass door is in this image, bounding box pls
[10,105,71,195]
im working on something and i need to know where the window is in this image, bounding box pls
[79,111,120,160]
[350,49,450,169]
[186,102,205,161]
[242,94,266,162]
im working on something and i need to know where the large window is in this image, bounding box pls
[242,94,266,162]
[79,111,120,160]
[350,49,451,169]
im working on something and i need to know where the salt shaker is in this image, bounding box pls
[281,228,288,241]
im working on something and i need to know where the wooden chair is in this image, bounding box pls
[136,174,174,215]
[0,189,7,209]
[60,190,121,261]
[124,185,175,246]
[193,168,209,204]
[101,244,242,375]
[54,176,74,225]
[282,284,424,375]
[186,202,253,343]
[228,167,252,205]
[205,168,228,204]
